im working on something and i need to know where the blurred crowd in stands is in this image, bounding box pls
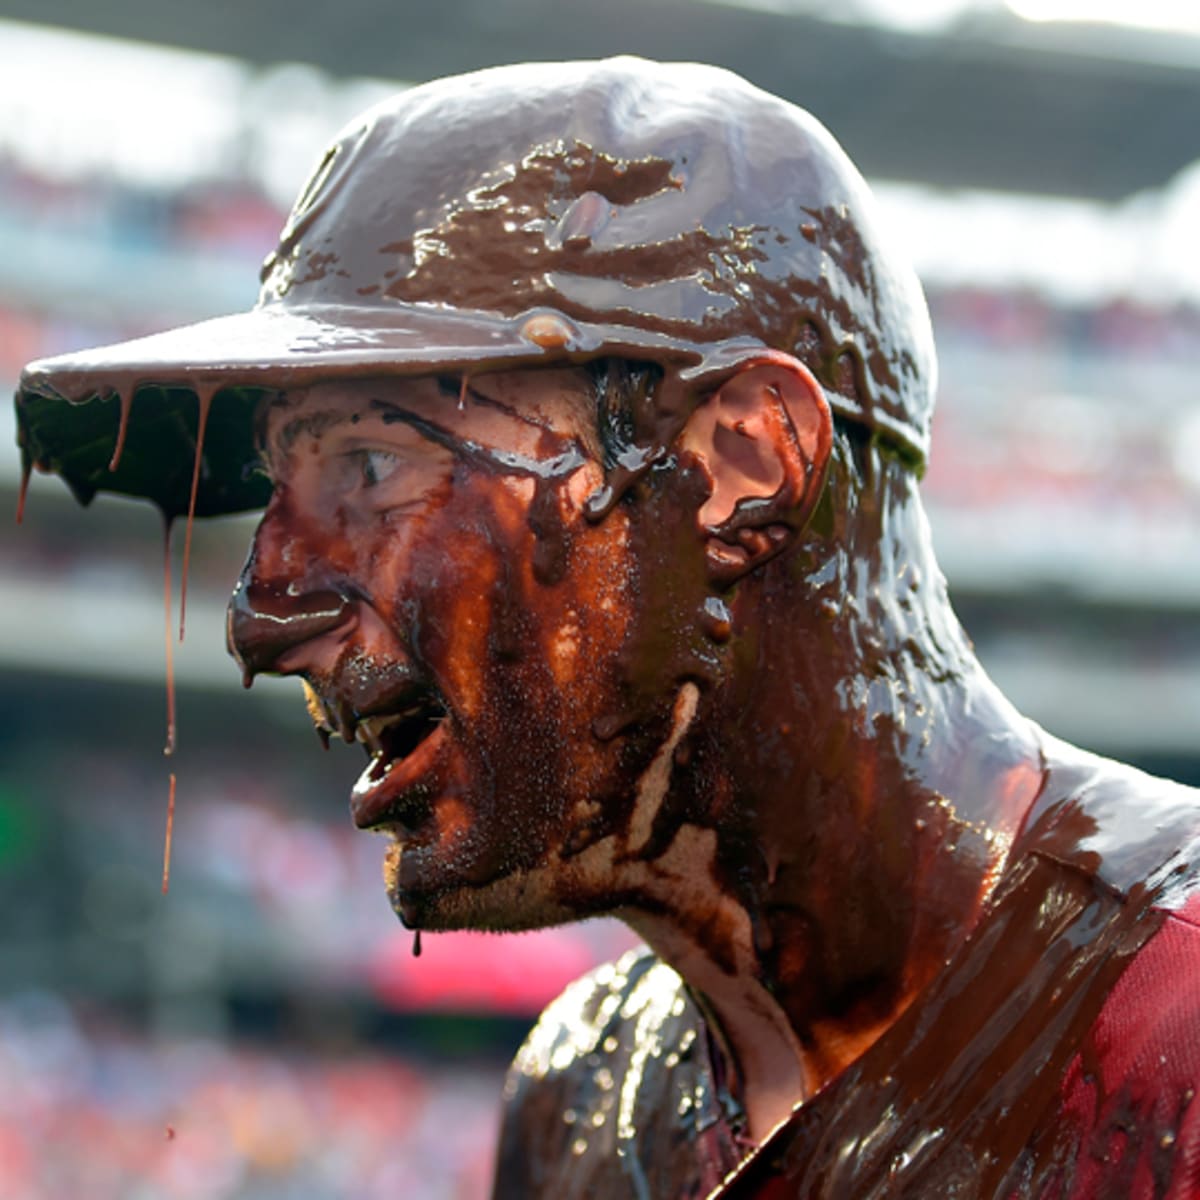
[0,992,500,1199]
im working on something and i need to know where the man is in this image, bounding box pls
[16,58,1200,1198]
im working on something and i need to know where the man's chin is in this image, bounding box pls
[382,841,582,934]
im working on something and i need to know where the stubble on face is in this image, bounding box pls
[250,368,711,934]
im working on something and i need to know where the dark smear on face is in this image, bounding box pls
[372,398,587,483]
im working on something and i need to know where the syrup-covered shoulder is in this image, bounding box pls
[492,946,745,1200]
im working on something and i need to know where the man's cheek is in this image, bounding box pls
[407,528,503,722]
[554,515,635,681]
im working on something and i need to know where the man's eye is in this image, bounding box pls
[358,449,400,487]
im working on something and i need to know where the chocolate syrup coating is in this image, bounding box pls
[16,57,932,519]
[497,948,745,1199]
[715,735,1200,1198]
[499,735,1200,1200]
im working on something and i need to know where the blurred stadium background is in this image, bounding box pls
[1,1,1198,1196]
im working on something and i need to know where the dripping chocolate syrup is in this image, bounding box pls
[178,388,213,641]
[412,930,422,958]
[158,391,209,892]
[162,773,176,894]
[15,461,31,525]
[162,518,177,756]
[109,388,133,472]
[159,519,178,896]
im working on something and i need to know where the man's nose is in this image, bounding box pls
[226,505,358,682]
[227,577,356,682]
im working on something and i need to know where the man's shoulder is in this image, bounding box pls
[508,945,686,1078]
[1031,730,1200,912]
[492,946,744,1199]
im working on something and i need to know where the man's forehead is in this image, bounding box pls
[259,366,600,466]
[266,367,594,427]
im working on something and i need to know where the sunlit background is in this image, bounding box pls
[2,1,1199,1196]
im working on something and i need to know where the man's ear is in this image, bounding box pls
[679,353,833,586]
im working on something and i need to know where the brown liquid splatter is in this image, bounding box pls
[161,772,176,894]
[178,388,213,641]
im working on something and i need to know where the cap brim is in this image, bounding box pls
[15,303,666,518]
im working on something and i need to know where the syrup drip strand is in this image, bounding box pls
[162,519,177,757]
[108,389,133,472]
[161,773,176,895]
[412,930,423,958]
[15,461,31,525]
[178,389,213,642]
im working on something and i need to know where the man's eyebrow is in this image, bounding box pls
[257,409,358,475]
[369,398,471,456]
[370,397,586,481]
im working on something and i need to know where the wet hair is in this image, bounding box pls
[586,358,663,473]
[587,354,942,617]
[585,355,901,490]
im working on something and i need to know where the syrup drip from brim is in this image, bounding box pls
[108,389,133,472]
[178,388,213,642]
[162,773,176,894]
[162,518,177,756]
[15,460,31,525]
[412,930,422,958]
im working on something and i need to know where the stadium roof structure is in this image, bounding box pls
[0,0,1197,201]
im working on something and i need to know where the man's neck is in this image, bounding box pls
[622,662,1046,1144]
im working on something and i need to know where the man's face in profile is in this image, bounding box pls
[231,367,703,933]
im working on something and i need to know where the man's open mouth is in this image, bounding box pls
[305,685,449,828]
[354,702,446,777]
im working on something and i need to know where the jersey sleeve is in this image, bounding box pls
[1056,892,1200,1198]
